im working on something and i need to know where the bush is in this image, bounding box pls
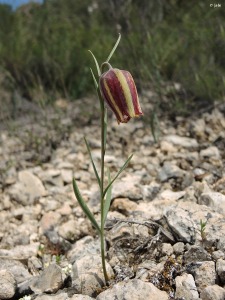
[0,0,224,112]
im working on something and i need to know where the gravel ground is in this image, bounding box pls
[0,93,225,300]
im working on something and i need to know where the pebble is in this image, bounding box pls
[184,246,211,264]
[96,279,169,300]
[166,203,197,243]
[199,192,225,216]
[200,285,225,300]
[212,250,225,260]
[160,189,185,201]
[18,170,47,203]
[72,255,114,296]
[161,243,173,256]
[200,146,221,159]
[173,242,185,255]
[163,134,198,148]
[67,236,99,263]
[70,296,95,300]
[30,263,63,294]
[0,270,17,299]
[175,273,199,300]
[0,258,31,284]
[158,161,185,182]
[35,293,69,300]
[194,261,216,294]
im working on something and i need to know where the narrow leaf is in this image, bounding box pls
[103,168,112,224]
[73,178,101,234]
[88,50,101,76]
[150,110,160,143]
[106,33,121,63]
[103,154,133,199]
[84,137,101,189]
[90,68,98,89]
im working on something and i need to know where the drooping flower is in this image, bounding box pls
[99,66,143,124]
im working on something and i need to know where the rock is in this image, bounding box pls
[0,259,31,284]
[184,246,211,264]
[194,261,216,294]
[108,220,149,244]
[67,236,100,264]
[35,293,69,300]
[0,243,39,259]
[200,146,220,159]
[136,195,180,221]
[39,211,61,234]
[7,182,29,205]
[30,264,63,294]
[165,201,225,249]
[212,250,225,260]
[56,202,72,216]
[28,256,43,276]
[96,279,168,300]
[160,189,185,201]
[216,259,225,284]
[111,198,138,215]
[18,170,47,203]
[58,218,90,242]
[160,140,177,153]
[70,295,95,300]
[39,196,60,212]
[190,118,206,140]
[141,181,161,201]
[199,192,225,216]
[111,174,142,200]
[165,203,197,243]
[161,243,173,256]
[135,261,164,281]
[44,229,71,253]
[175,273,199,300]
[61,169,73,184]
[163,135,198,148]
[38,168,63,187]
[72,255,114,296]
[158,161,186,182]
[173,242,185,255]
[200,285,225,300]
[0,270,17,299]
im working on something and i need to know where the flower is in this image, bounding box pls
[99,67,143,123]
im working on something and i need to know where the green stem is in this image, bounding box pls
[98,87,109,284]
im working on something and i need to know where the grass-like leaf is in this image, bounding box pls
[150,110,160,143]
[73,178,101,234]
[103,154,133,199]
[106,33,121,63]
[103,168,112,224]
[84,137,101,189]
[88,50,101,76]
[90,68,98,89]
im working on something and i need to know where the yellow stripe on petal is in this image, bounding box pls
[103,79,123,121]
[115,70,136,117]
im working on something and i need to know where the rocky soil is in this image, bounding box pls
[0,93,225,300]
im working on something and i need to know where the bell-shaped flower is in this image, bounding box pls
[99,66,143,123]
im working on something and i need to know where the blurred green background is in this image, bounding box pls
[0,0,224,116]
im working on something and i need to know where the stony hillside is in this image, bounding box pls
[0,94,225,300]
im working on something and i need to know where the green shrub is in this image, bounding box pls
[0,0,224,113]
